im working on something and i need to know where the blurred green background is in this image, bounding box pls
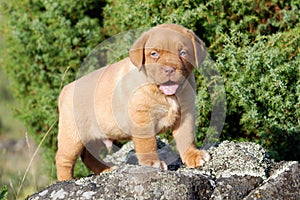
[0,0,299,199]
[0,67,50,199]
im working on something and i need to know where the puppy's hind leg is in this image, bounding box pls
[81,140,114,175]
[56,130,84,181]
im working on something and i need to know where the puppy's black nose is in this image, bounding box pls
[163,66,176,76]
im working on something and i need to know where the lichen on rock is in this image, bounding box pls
[199,141,272,179]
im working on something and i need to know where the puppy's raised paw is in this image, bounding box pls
[183,148,210,168]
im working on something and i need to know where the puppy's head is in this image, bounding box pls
[129,24,206,95]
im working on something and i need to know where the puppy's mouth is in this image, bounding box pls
[158,81,179,96]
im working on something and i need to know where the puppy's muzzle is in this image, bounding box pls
[163,66,176,77]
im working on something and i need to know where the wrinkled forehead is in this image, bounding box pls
[145,28,193,52]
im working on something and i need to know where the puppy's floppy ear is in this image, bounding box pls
[187,30,207,68]
[129,32,149,69]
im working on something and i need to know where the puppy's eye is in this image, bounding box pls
[150,51,159,58]
[179,50,187,57]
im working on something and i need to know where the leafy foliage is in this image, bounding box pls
[215,28,300,160]
[0,0,299,180]
[103,0,300,55]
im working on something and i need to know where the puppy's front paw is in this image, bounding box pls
[151,160,168,170]
[183,149,210,168]
[140,159,168,170]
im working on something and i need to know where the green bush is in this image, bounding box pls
[103,0,300,55]
[0,0,299,181]
[215,28,299,160]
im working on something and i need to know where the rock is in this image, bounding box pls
[245,161,299,200]
[28,165,213,200]
[27,140,300,199]
[199,141,272,179]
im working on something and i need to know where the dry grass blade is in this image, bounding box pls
[16,119,58,198]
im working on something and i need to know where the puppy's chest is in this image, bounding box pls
[151,96,179,120]
[127,84,180,133]
[152,96,180,131]
[136,94,180,131]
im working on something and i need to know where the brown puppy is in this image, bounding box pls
[56,24,210,181]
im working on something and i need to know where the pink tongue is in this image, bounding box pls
[159,84,179,95]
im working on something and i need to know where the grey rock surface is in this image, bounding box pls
[28,165,213,200]
[210,175,263,200]
[27,140,299,200]
[201,141,272,179]
[245,161,299,200]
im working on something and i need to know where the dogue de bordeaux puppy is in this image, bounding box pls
[56,24,210,181]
